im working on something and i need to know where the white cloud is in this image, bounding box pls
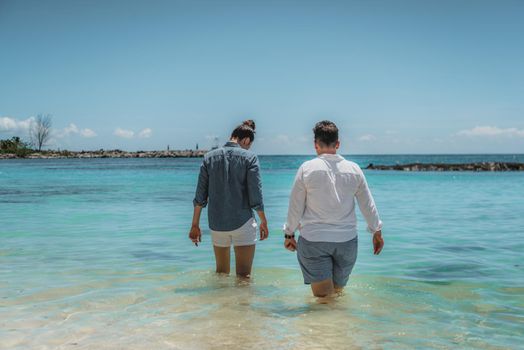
[80,128,97,138]
[138,128,152,138]
[0,117,17,131]
[62,123,79,136]
[56,123,97,138]
[0,116,34,132]
[114,128,134,138]
[113,127,152,139]
[358,134,376,142]
[457,126,524,137]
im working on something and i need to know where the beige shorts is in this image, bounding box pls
[211,218,258,247]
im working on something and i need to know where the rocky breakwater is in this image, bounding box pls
[0,149,207,159]
[365,162,524,172]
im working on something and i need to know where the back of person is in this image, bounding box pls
[190,120,268,279]
[203,143,261,232]
[299,154,366,242]
[283,120,384,298]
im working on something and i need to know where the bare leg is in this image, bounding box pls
[311,278,335,299]
[213,246,230,275]
[334,285,344,294]
[233,244,256,278]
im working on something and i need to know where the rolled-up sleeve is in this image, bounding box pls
[246,155,264,211]
[193,160,209,207]
[283,166,306,235]
[355,172,383,234]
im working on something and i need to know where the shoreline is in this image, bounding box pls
[1,153,523,172]
[0,149,207,159]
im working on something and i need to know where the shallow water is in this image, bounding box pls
[1,155,523,349]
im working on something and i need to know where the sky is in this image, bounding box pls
[1,0,523,154]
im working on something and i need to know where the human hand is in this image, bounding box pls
[284,237,297,252]
[189,225,201,246]
[259,221,269,241]
[373,231,384,255]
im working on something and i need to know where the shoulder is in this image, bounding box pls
[241,148,257,158]
[203,148,222,161]
[342,159,364,173]
[297,159,311,172]
[298,158,323,176]
[339,159,366,183]
[240,149,258,163]
[227,147,258,165]
[301,157,320,169]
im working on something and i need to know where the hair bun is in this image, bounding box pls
[242,119,256,131]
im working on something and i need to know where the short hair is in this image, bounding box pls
[231,120,256,142]
[313,120,339,147]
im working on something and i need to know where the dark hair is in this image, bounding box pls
[313,120,338,146]
[242,119,255,130]
[231,120,256,142]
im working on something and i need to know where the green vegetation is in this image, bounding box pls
[0,136,33,157]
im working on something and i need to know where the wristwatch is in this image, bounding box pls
[284,234,295,239]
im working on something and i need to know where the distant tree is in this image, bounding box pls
[30,114,52,151]
[0,136,32,156]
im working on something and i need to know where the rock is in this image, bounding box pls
[365,162,524,172]
[0,149,208,160]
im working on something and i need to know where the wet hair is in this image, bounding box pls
[313,120,338,147]
[231,120,256,142]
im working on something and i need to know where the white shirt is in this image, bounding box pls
[283,153,383,242]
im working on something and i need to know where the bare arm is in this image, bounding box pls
[256,210,269,241]
[189,205,203,246]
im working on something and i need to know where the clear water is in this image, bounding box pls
[1,155,523,349]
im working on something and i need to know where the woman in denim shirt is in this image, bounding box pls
[189,120,269,278]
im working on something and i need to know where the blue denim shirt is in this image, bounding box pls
[193,142,264,231]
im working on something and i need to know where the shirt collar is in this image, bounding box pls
[224,141,240,148]
[319,153,343,160]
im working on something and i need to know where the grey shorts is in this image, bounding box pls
[297,236,358,287]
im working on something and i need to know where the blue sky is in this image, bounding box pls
[1,0,523,154]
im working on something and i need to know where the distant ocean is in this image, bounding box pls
[1,154,523,349]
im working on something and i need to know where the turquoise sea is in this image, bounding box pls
[1,155,523,349]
